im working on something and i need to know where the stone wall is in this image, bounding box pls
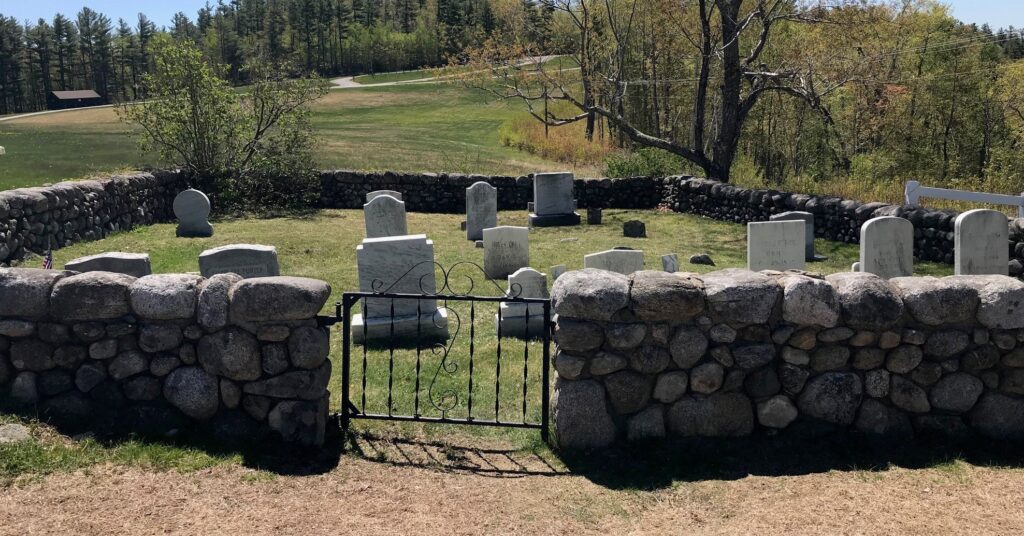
[0,171,187,266]
[0,268,333,446]
[550,268,1024,449]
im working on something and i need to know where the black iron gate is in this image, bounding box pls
[334,262,552,441]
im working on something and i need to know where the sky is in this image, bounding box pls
[1,1,1023,30]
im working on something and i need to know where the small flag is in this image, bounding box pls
[42,250,53,270]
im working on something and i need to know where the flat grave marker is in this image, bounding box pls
[199,244,280,278]
[584,249,644,275]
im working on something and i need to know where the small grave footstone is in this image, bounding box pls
[955,209,1009,276]
[587,207,603,225]
[623,220,647,238]
[199,244,280,278]
[550,265,567,281]
[527,202,535,213]
[770,211,825,261]
[689,254,715,266]
[662,254,679,273]
[747,221,805,272]
[852,262,861,272]
[460,221,467,231]
[529,172,581,227]
[584,249,644,275]
[363,194,408,239]
[475,240,484,248]
[466,182,498,241]
[65,252,152,277]
[174,189,213,238]
[497,268,549,339]
[354,234,448,343]
[366,190,402,202]
[483,226,529,279]
[860,216,913,279]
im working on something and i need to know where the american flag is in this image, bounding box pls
[42,250,53,270]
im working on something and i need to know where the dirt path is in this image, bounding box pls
[3,437,1024,535]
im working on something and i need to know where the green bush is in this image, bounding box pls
[605,147,687,178]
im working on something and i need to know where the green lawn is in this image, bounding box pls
[352,70,435,84]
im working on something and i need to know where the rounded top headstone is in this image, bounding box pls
[173,189,211,220]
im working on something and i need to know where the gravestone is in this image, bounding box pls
[550,265,567,282]
[466,182,497,241]
[747,221,805,272]
[483,226,529,280]
[529,172,580,227]
[497,268,549,338]
[0,146,5,156]
[955,209,1009,276]
[366,190,402,202]
[199,244,280,278]
[354,234,448,343]
[770,211,825,261]
[584,249,644,275]
[587,207,603,225]
[860,216,914,279]
[662,254,679,273]
[65,252,152,277]
[173,189,213,238]
[363,194,408,239]
[527,202,535,213]
[623,220,647,238]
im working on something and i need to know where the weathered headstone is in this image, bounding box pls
[860,216,914,279]
[0,146,6,156]
[955,209,1009,276]
[173,189,213,238]
[65,252,152,277]
[497,268,548,338]
[483,226,529,280]
[466,182,497,241]
[584,249,644,275]
[623,220,647,238]
[527,202,535,213]
[662,254,679,273]
[587,207,603,225]
[366,190,402,202]
[747,221,805,272]
[550,264,567,282]
[363,194,408,239]
[354,234,448,343]
[770,211,825,261]
[529,172,580,227]
[199,244,280,278]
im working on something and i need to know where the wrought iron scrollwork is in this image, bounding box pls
[426,306,461,418]
[369,261,523,299]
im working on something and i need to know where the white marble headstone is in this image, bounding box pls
[770,211,817,261]
[483,226,529,280]
[65,252,152,277]
[533,172,575,215]
[955,209,1009,276]
[173,189,213,238]
[363,194,408,238]
[199,244,280,278]
[466,182,497,241]
[860,216,914,279]
[662,254,679,273]
[505,268,548,316]
[366,190,402,202]
[747,221,805,272]
[584,249,644,275]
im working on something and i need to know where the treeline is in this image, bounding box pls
[0,0,555,114]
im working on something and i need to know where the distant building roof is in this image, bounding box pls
[51,90,102,100]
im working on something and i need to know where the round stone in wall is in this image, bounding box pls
[173,189,214,238]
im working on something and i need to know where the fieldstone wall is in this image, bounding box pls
[551,268,1024,449]
[0,171,187,266]
[0,268,333,446]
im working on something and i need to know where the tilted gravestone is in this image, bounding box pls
[955,209,1009,276]
[623,220,647,238]
[363,194,408,239]
[497,267,549,338]
[354,234,448,343]
[173,189,213,238]
[466,181,497,241]
[199,244,280,278]
[747,221,805,272]
[483,226,529,280]
[528,172,580,227]
[65,252,152,277]
[366,190,402,202]
[662,254,679,273]
[770,211,825,261]
[584,249,644,275]
[550,264,567,281]
[859,216,914,279]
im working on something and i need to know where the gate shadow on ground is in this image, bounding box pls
[557,430,1024,491]
[343,429,568,478]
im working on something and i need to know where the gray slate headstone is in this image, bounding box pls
[662,254,679,273]
[199,244,280,278]
[363,194,408,239]
[65,252,152,277]
[529,172,580,227]
[587,207,603,225]
[623,220,646,238]
[173,189,213,238]
[550,264,567,281]
[466,181,498,241]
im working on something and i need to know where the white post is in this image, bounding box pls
[1019,192,1024,219]
[905,180,920,207]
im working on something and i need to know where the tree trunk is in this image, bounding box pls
[710,0,743,182]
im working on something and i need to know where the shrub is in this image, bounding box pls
[605,147,687,178]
